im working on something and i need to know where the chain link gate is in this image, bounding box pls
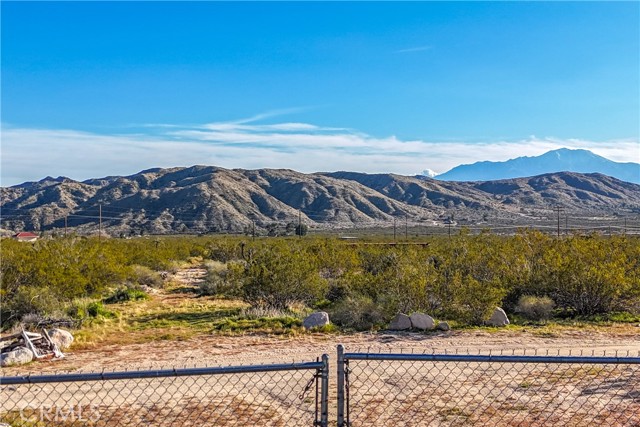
[1,355,330,426]
[336,345,640,426]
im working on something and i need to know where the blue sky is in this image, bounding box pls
[2,1,639,185]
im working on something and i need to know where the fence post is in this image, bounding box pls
[320,353,329,427]
[337,344,345,427]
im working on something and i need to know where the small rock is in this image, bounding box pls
[409,313,435,330]
[389,313,412,330]
[487,307,510,327]
[0,347,34,367]
[437,321,451,331]
[48,328,74,350]
[303,312,330,329]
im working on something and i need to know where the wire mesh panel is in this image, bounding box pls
[339,348,640,427]
[1,359,329,427]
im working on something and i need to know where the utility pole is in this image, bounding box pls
[624,217,627,235]
[448,215,452,238]
[554,206,563,239]
[252,220,256,241]
[64,215,68,237]
[565,214,568,236]
[393,217,397,242]
[405,214,408,240]
[298,210,302,238]
[99,204,102,241]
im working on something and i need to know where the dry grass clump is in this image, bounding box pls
[516,295,555,321]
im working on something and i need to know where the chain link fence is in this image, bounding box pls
[1,357,329,426]
[3,347,639,426]
[337,346,640,427]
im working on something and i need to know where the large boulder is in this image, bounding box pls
[389,313,412,330]
[0,347,34,367]
[48,328,74,350]
[487,308,510,327]
[303,312,330,330]
[409,313,435,330]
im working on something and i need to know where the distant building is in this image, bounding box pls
[12,232,39,242]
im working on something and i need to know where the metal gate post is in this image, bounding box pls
[337,345,345,427]
[320,353,329,427]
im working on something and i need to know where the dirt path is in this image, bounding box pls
[170,267,207,286]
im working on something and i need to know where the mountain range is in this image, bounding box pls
[2,165,639,235]
[434,148,640,184]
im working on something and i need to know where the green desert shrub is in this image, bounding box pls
[2,232,639,331]
[2,285,63,327]
[87,301,114,318]
[329,295,385,331]
[130,265,164,288]
[103,287,149,304]
[206,241,242,263]
[537,236,639,316]
[198,260,244,297]
[451,276,507,325]
[242,243,328,309]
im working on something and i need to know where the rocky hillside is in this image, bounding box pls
[2,166,639,235]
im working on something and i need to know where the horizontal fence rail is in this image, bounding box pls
[1,357,329,427]
[338,346,640,427]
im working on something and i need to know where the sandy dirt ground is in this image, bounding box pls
[2,331,639,426]
[2,329,640,375]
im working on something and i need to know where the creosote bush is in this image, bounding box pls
[2,232,639,331]
[329,295,385,331]
[198,260,243,297]
[130,265,164,288]
[241,242,328,309]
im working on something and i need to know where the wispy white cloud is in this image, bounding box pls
[201,122,324,132]
[1,120,638,186]
[232,107,318,125]
[395,45,432,54]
